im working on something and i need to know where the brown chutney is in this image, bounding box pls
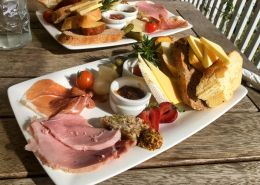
[117,86,145,100]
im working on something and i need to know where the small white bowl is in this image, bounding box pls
[109,76,151,116]
[102,10,127,24]
[106,22,126,30]
[115,4,138,17]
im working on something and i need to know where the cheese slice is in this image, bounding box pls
[144,59,181,104]
[77,3,102,16]
[187,35,203,61]
[138,55,168,103]
[189,48,204,72]
[69,0,97,12]
[200,37,230,64]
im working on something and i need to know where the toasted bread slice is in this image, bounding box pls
[196,51,243,107]
[61,9,102,31]
[81,21,105,35]
[58,29,124,45]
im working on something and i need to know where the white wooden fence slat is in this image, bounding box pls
[196,0,203,10]
[226,0,246,39]
[245,28,260,61]
[205,0,214,19]
[199,0,207,13]
[213,1,227,28]
[239,1,260,52]
[192,0,198,6]
[209,0,221,23]
[231,0,257,43]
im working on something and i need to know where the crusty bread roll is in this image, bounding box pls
[58,29,124,45]
[196,51,243,107]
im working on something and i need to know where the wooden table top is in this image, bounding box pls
[0,0,259,184]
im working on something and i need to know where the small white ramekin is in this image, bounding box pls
[102,10,127,24]
[122,58,140,77]
[115,4,138,17]
[109,76,151,116]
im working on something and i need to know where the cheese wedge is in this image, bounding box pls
[144,59,181,104]
[138,55,168,103]
[189,48,204,72]
[200,37,230,64]
[77,3,102,16]
[187,35,203,61]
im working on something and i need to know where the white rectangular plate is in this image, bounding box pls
[35,1,192,50]
[8,58,247,185]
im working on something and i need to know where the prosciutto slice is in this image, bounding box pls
[41,114,121,151]
[25,121,134,172]
[21,79,95,118]
[136,1,168,21]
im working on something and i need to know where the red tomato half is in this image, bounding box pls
[43,10,53,24]
[76,70,94,90]
[138,107,160,131]
[145,22,158,33]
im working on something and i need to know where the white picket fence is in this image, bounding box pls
[180,0,260,69]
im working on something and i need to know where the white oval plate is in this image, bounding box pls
[8,57,247,185]
[35,1,193,50]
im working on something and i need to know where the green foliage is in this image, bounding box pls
[101,0,119,12]
[131,35,161,67]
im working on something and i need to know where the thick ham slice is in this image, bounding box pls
[136,1,168,21]
[41,114,121,151]
[25,121,134,172]
[21,80,95,118]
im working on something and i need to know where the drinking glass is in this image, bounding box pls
[0,0,32,50]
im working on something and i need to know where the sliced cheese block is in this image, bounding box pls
[200,37,230,64]
[138,55,168,103]
[189,48,204,72]
[77,3,102,16]
[144,59,181,104]
[187,35,203,61]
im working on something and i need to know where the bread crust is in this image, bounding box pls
[58,29,124,45]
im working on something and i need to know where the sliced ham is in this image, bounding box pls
[136,1,168,21]
[25,121,134,173]
[41,114,121,151]
[21,80,95,118]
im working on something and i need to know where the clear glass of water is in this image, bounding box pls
[0,0,32,50]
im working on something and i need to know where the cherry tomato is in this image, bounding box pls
[159,102,178,123]
[145,22,158,33]
[43,10,53,24]
[76,70,94,90]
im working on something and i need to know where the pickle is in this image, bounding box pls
[122,23,134,34]
[125,31,144,41]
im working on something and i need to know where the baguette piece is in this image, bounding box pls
[58,29,124,45]
[196,51,243,107]
[81,21,105,35]
[52,4,73,24]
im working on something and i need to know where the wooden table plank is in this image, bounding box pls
[0,112,259,178]
[1,161,260,184]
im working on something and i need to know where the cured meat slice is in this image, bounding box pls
[25,121,134,173]
[136,1,168,21]
[159,15,188,30]
[21,79,70,118]
[21,80,95,118]
[41,114,121,151]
